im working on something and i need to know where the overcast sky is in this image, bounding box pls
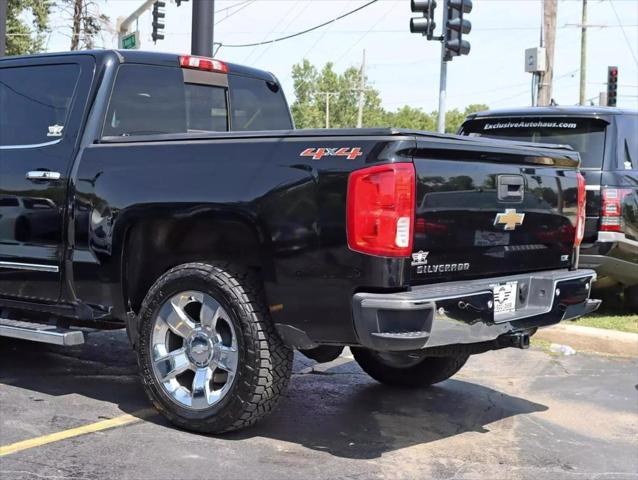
[45,0,638,112]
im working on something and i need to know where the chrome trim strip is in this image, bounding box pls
[354,269,597,349]
[0,320,84,346]
[26,170,62,181]
[0,139,62,150]
[0,261,59,273]
[597,231,638,247]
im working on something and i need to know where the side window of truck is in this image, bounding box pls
[228,75,292,131]
[103,64,229,137]
[0,64,80,147]
[618,116,638,170]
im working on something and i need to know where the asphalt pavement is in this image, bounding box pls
[0,330,636,480]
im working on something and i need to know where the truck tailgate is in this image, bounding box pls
[410,138,580,285]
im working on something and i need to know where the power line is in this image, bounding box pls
[333,2,392,65]
[609,0,638,65]
[215,1,256,26]
[247,0,303,64]
[215,0,253,14]
[219,0,379,48]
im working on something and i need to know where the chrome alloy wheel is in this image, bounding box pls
[150,290,239,410]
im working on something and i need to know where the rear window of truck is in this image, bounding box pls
[0,64,80,147]
[460,117,608,169]
[103,64,291,137]
[228,75,291,131]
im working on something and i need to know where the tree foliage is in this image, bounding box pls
[291,59,385,129]
[60,0,110,50]
[290,59,488,133]
[5,0,51,56]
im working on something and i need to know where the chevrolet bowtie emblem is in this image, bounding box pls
[494,209,525,231]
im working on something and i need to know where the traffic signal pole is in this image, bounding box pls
[192,0,214,57]
[119,0,156,44]
[411,0,471,134]
[437,6,449,134]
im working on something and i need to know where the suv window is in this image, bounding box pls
[0,64,80,147]
[460,117,608,169]
[618,115,637,170]
[229,75,292,131]
[104,64,229,137]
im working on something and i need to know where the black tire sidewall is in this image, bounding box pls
[352,348,469,388]
[138,267,260,428]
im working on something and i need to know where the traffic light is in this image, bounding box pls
[410,0,437,40]
[607,66,618,107]
[445,0,472,61]
[152,1,166,43]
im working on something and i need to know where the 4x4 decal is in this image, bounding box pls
[300,147,363,160]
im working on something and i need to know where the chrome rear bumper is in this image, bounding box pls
[352,269,598,351]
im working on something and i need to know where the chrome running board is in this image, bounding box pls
[0,318,84,346]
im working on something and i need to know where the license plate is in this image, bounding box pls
[474,230,510,247]
[493,281,518,315]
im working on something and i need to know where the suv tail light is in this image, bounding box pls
[574,173,586,247]
[179,55,228,74]
[601,187,632,232]
[347,163,415,257]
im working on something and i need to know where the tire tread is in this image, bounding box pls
[137,262,293,433]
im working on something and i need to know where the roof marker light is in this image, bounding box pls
[179,55,228,74]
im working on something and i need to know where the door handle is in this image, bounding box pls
[26,171,62,182]
[497,175,524,202]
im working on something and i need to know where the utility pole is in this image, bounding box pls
[437,4,449,133]
[320,92,338,129]
[538,0,557,106]
[0,0,7,57]
[192,0,214,57]
[356,49,366,128]
[579,0,587,105]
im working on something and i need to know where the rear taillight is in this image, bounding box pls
[574,173,586,247]
[179,55,228,73]
[601,187,632,232]
[347,163,415,257]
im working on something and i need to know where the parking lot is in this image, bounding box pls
[0,331,637,480]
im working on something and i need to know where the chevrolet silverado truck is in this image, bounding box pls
[460,107,638,310]
[0,50,599,433]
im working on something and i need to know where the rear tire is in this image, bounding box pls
[352,348,469,388]
[136,262,293,433]
[625,285,638,312]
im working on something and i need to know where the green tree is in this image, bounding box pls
[383,106,435,131]
[289,60,488,132]
[445,103,490,133]
[290,59,385,129]
[6,0,51,56]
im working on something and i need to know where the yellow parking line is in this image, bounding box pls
[0,408,156,457]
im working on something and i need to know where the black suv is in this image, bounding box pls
[459,107,638,310]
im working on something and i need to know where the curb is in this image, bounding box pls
[535,323,638,357]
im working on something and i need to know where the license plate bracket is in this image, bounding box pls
[493,281,518,317]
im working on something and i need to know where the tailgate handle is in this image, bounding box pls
[498,175,524,202]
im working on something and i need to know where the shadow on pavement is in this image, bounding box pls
[0,331,547,460]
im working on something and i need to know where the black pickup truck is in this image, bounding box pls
[460,107,638,310]
[0,50,599,433]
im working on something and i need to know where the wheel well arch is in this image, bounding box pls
[122,213,269,314]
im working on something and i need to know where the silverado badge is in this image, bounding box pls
[494,209,525,231]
